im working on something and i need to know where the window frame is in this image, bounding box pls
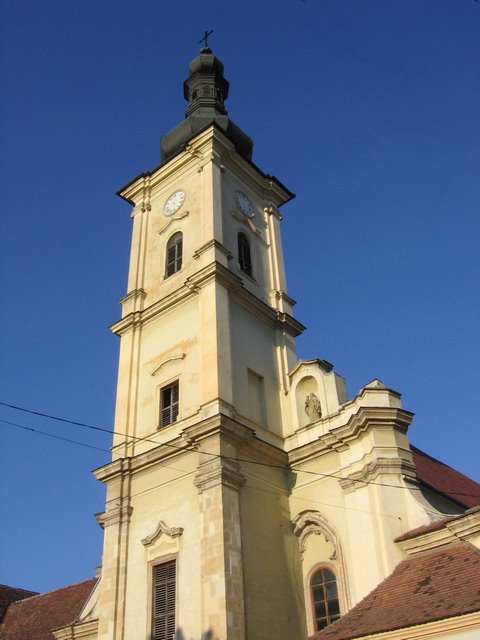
[237,231,253,279]
[309,566,341,632]
[150,557,177,640]
[165,232,183,278]
[159,380,180,428]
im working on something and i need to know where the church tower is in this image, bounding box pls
[94,45,307,640]
[64,46,457,640]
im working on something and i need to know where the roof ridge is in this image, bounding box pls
[0,584,37,592]
[7,578,96,605]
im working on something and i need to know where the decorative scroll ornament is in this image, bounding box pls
[141,520,184,547]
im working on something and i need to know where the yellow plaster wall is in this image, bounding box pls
[122,452,202,640]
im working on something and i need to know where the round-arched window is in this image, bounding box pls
[238,232,253,278]
[311,567,340,631]
[166,232,183,277]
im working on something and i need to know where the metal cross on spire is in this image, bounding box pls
[199,29,214,48]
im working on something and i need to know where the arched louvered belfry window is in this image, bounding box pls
[165,232,183,277]
[238,232,252,278]
[311,567,340,631]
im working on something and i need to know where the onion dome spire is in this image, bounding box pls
[160,44,253,162]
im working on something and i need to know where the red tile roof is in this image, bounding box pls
[412,446,480,508]
[310,541,480,640]
[0,585,37,623]
[0,578,96,640]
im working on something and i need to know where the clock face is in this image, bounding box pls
[235,190,254,217]
[164,190,186,216]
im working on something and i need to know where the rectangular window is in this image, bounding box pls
[160,381,179,427]
[152,560,176,640]
[247,369,267,427]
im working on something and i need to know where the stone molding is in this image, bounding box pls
[119,287,146,307]
[351,611,480,640]
[53,618,99,639]
[157,209,190,236]
[288,358,334,378]
[269,288,297,308]
[194,459,246,493]
[150,352,186,376]
[93,456,132,483]
[118,125,293,212]
[192,238,233,261]
[397,508,480,555]
[287,407,414,465]
[96,505,133,529]
[231,209,264,239]
[182,412,254,449]
[293,510,351,609]
[94,413,276,485]
[339,457,417,493]
[293,510,342,556]
[141,520,184,546]
[110,260,305,338]
[264,205,282,220]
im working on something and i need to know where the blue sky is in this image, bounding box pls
[1,0,479,593]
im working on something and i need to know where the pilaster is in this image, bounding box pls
[189,419,248,640]
[95,459,133,640]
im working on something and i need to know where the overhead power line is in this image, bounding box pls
[1,400,479,500]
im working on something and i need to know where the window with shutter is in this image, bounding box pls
[160,381,179,428]
[166,232,183,277]
[152,560,176,640]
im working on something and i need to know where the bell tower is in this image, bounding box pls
[94,46,307,640]
[58,44,439,640]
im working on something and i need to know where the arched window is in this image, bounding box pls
[238,232,252,278]
[311,568,340,631]
[166,232,183,277]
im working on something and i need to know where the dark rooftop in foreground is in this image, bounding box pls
[0,579,96,640]
[0,585,38,623]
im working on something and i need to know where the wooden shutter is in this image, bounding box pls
[153,560,176,640]
[161,382,179,428]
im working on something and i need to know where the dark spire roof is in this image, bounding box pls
[160,47,253,162]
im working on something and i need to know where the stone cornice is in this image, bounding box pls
[396,509,480,555]
[110,261,305,338]
[288,432,348,466]
[94,435,194,483]
[119,288,146,307]
[338,457,417,493]
[339,407,413,440]
[182,413,288,467]
[118,126,293,210]
[93,413,288,490]
[287,407,414,465]
[93,456,132,483]
[192,238,233,261]
[53,619,99,639]
[95,505,133,529]
[288,358,334,378]
[352,611,480,640]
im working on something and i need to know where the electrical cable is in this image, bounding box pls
[1,400,479,500]
[0,418,109,453]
